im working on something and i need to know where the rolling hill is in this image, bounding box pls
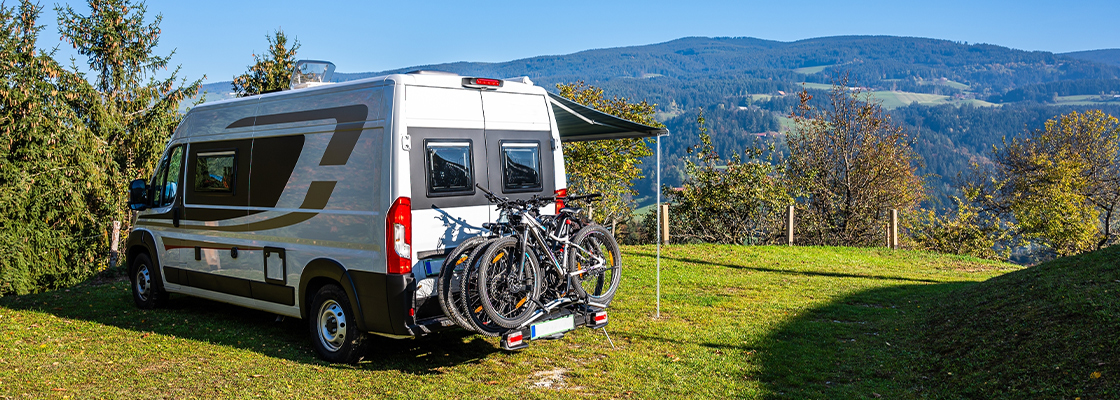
[1062,48,1120,67]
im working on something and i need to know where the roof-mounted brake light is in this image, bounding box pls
[463,77,503,90]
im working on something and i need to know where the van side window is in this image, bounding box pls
[425,141,474,195]
[194,151,237,193]
[500,141,541,192]
[150,145,184,207]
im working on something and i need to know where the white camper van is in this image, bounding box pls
[125,62,664,362]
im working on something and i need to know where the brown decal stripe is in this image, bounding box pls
[248,135,305,207]
[225,105,368,166]
[139,208,265,221]
[137,211,319,232]
[300,181,336,209]
[161,238,264,251]
[139,181,337,232]
[164,266,294,306]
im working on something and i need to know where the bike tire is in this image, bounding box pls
[458,239,508,337]
[477,237,542,329]
[566,225,622,306]
[437,236,489,332]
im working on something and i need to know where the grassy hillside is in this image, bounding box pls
[919,245,1120,398]
[1,245,1020,399]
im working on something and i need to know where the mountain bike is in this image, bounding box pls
[474,184,621,329]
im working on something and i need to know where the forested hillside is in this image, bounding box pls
[1063,48,1120,67]
[200,35,1120,206]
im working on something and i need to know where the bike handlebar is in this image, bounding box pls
[476,184,602,212]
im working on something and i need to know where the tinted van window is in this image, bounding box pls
[500,142,541,192]
[426,141,474,195]
[195,151,236,193]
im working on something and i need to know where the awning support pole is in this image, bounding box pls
[655,135,661,319]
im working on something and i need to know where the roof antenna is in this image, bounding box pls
[290,60,336,90]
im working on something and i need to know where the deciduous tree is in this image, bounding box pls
[556,82,657,231]
[982,110,1120,256]
[668,110,791,244]
[786,77,925,246]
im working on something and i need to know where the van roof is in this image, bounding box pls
[192,72,546,111]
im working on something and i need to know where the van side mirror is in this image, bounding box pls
[128,179,149,211]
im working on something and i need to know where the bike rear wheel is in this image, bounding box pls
[437,236,488,333]
[566,225,622,306]
[458,239,508,336]
[477,237,542,329]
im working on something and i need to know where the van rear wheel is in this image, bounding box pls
[308,284,370,363]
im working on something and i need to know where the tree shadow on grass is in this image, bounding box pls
[750,282,974,399]
[0,277,501,374]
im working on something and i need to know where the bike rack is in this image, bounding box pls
[500,305,608,351]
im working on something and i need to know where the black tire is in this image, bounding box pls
[458,240,508,337]
[308,284,370,364]
[129,253,167,309]
[437,236,488,332]
[566,225,622,306]
[477,237,542,329]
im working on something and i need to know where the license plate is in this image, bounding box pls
[530,315,574,339]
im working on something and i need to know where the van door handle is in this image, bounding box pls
[173,207,180,228]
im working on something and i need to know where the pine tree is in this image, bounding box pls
[232,29,300,97]
[56,0,202,224]
[0,2,112,294]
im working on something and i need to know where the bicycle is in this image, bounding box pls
[473,184,622,329]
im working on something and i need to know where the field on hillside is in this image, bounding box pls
[0,245,1031,399]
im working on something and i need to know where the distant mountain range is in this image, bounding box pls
[201,36,1120,106]
[1061,49,1120,67]
[195,36,1120,208]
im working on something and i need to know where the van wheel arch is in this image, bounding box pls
[125,230,160,277]
[299,259,367,331]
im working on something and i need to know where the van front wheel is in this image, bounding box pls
[308,284,370,363]
[130,253,167,309]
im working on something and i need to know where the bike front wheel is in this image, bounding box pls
[477,237,542,328]
[566,225,622,306]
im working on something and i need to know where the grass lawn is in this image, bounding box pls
[8,244,1114,399]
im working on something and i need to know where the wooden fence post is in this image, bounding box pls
[786,205,795,246]
[110,220,121,269]
[660,204,670,244]
[889,209,899,249]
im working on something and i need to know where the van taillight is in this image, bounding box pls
[555,188,566,214]
[476,78,500,86]
[387,197,412,274]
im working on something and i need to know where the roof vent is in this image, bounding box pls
[406,70,459,76]
[505,76,534,85]
[290,60,336,90]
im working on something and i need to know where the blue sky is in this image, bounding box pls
[38,0,1120,84]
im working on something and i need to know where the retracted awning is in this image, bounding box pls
[548,92,669,142]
